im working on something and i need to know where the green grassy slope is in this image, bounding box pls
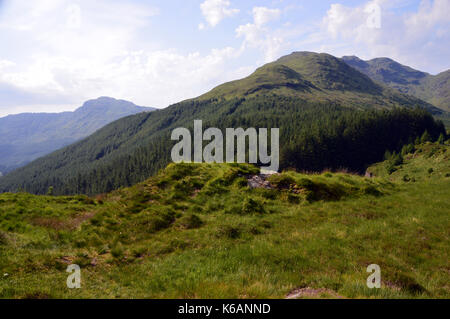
[1,146,449,298]
[201,52,440,113]
[367,140,450,181]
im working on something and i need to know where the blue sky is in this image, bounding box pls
[0,0,449,116]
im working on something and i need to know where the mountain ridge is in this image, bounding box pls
[0,97,154,174]
[341,55,450,112]
[200,52,442,114]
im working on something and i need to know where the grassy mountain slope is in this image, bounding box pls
[0,52,446,195]
[0,97,154,174]
[202,52,440,113]
[342,56,450,112]
[367,141,450,181]
[0,148,449,298]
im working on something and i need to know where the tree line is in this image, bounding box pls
[0,95,446,195]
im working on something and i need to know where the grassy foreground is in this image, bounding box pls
[0,144,449,298]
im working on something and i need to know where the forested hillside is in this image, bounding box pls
[0,96,444,195]
[0,97,154,174]
[0,52,446,195]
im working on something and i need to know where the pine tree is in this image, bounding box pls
[420,130,432,143]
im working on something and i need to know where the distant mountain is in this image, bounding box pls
[0,52,446,195]
[201,52,442,114]
[0,97,154,174]
[342,56,450,112]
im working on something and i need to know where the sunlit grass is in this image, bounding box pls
[0,144,449,298]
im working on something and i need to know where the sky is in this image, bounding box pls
[0,0,449,117]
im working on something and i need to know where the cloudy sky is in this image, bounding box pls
[0,0,449,116]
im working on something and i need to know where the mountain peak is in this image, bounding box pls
[0,97,155,173]
[198,51,442,113]
[201,51,383,100]
[76,97,153,114]
[343,56,429,84]
[80,96,133,108]
[342,56,450,112]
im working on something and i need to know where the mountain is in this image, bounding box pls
[201,52,442,114]
[342,56,450,112]
[0,52,446,195]
[0,97,154,174]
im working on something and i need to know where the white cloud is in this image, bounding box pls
[0,45,247,115]
[320,0,450,73]
[252,7,281,27]
[0,60,15,70]
[235,6,283,63]
[406,0,450,29]
[1,0,448,117]
[0,0,250,116]
[200,0,239,27]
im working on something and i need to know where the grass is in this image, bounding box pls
[367,140,450,182]
[0,145,449,299]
